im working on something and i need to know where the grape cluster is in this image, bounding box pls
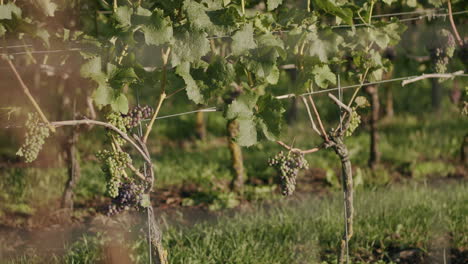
[268,151,309,196]
[345,108,361,137]
[16,113,51,163]
[428,29,456,73]
[106,182,144,216]
[96,150,132,198]
[126,105,154,128]
[105,112,130,146]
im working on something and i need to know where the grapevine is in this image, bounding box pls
[268,151,309,196]
[16,113,51,163]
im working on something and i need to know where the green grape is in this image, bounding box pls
[428,29,456,74]
[268,151,309,196]
[345,108,361,137]
[105,112,130,146]
[16,113,51,163]
[96,149,132,198]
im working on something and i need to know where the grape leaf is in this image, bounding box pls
[382,0,397,5]
[92,84,112,107]
[231,23,257,56]
[312,65,336,88]
[141,9,173,46]
[255,94,284,140]
[267,0,283,11]
[80,57,106,82]
[183,0,215,32]
[0,24,6,37]
[369,28,390,49]
[205,56,235,91]
[176,62,204,104]
[111,94,129,114]
[225,92,258,120]
[171,29,210,66]
[33,0,58,17]
[312,0,353,26]
[237,118,258,147]
[0,3,21,20]
[114,6,132,28]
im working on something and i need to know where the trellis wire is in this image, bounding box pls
[3,72,466,129]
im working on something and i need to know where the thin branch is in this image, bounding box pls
[402,70,464,86]
[165,87,186,99]
[328,93,352,113]
[328,93,353,137]
[142,47,171,143]
[300,96,322,136]
[4,57,56,132]
[276,140,321,154]
[347,67,370,107]
[447,0,464,47]
[128,162,146,181]
[307,95,329,142]
[51,119,151,164]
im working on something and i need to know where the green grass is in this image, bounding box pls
[1,109,465,216]
[4,183,467,264]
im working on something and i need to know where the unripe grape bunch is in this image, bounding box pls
[16,113,51,163]
[96,150,132,198]
[428,29,456,73]
[345,108,361,137]
[268,151,309,196]
[106,112,130,146]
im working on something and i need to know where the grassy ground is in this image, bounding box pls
[4,182,467,263]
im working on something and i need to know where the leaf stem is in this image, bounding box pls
[113,0,117,12]
[4,57,56,132]
[241,0,245,15]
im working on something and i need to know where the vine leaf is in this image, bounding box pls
[141,9,174,46]
[176,62,204,104]
[312,0,353,26]
[33,0,58,17]
[111,94,129,114]
[114,6,132,28]
[255,94,284,140]
[231,23,257,56]
[267,0,283,11]
[184,0,215,32]
[171,30,210,66]
[225,93,284,146]
[225,92,258,120]
[0,25,5,37]
[0,3,21,20]
[312,65,336,88]
[92,84,112,107]
[237,118,257,147]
